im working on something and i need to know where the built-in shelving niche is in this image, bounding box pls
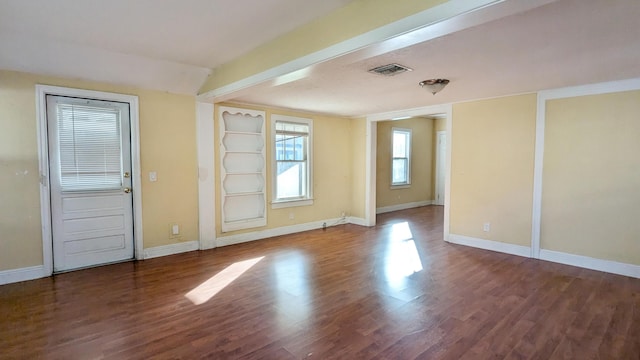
[218,106,266,232]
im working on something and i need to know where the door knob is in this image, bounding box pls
[123,187,132,193]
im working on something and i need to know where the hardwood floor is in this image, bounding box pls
[1,206,639,359]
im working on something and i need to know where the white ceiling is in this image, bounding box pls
[1,0,640,117]
[0,0,353,94]
[232,0,640,117]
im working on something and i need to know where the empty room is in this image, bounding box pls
[1,0,639,358]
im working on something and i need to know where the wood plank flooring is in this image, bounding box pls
[1,206,639,359]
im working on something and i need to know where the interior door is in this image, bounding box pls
[435,131,447,206]
[47,95,134,272]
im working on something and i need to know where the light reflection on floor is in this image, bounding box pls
[384,221,424,289]
[274,251,311,325]
[185,256,264,305]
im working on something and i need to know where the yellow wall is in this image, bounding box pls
[542,91,640,265]
[215,103,353,236]
[376,118,433,208]
[200,0,446,92]
[434,118,446,132]
[450,94,536,246]
[0,70,198,271]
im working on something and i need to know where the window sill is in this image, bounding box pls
[271,198,314,209]
[391,184,411,189]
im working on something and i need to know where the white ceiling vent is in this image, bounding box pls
[368,63,413,76]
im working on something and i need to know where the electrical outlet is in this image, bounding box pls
[341,211,346,219]
[483,222,491,232]
[170,223,180,237]
[289,212,294,220]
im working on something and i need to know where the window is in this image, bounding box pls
[272,115,313,208]
[391,128,411,186]
[54,99,124,191]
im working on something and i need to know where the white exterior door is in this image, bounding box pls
[47,95,134,272]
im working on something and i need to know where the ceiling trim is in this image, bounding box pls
[198,0,559,103]
[365,104,452,122]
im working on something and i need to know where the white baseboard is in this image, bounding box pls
[200,238,216,251]
[217,217,348,247]
[143,240,199,259]
[448,234,531,258]
[376,200,433,214]
[348,216,368,226]
[0,265,47,285]
[540,249,640,279]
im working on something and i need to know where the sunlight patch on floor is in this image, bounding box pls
[384,222,424,288]
[185,256,264,305]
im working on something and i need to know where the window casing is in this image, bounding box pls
[271,115,313,208]
[391,128,411,186]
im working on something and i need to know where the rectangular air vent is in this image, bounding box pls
[368,63,413,76]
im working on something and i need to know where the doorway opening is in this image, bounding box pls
[365,104,451,240]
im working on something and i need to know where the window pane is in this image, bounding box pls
[276,161,306,198]
[275,134,285,160]
[393,132,406,157]
[392,159,407,184]
[57,104,122,191]
[274,119,311,202]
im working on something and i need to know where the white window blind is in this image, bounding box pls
[56,103,122,191]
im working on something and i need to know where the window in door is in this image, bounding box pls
[391,128,411,186]
[271,115,313,208]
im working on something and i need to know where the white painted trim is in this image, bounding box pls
[35,85,144,273]
[198,0,557,102]
[434,131,447,206]
[364,120,377,226]
[530,93,546,259]
[0,266,47,285]
[217,217,346,247]
[538,77,640,101]
[448,234,531,258]
[270,114,314,206]
[376,201,433,214]
[348,217,368,226]
[540,249,640,279]
[196,102,216,250]
[443,106,453,242]
[143,241,200,260]
[365,104,452,232]
[367,104,452,123]
[530,77,640,258]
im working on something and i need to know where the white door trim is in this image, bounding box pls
[365,104,452,241]
[531,77,640,259]
[435,130,447,206]
[36,85,144,275]
[196,101,216,250]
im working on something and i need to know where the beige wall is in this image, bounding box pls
[200,0,446,92]
[214,103,354,236]
[0,70,198,271]
[450,94,536,246]
[542,91,640,265]
[376,118,433,208]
